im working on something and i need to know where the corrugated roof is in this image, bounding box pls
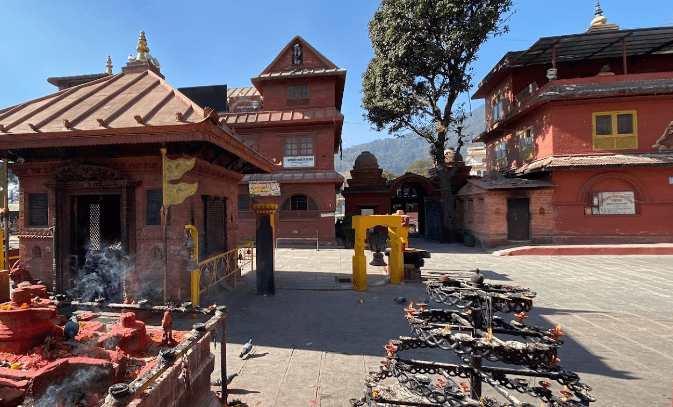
[467,177,555,190]
[243,171,344,183]
[514,153,673,174]
[252,67,347,81]
[221,107,343,126]
[227,87,260,98]
[474,26,673,98]
[0,70,205,134]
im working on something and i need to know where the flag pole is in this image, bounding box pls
[2,159,8,270]
[160,148,168,304]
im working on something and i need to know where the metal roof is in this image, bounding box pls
[252,67,347,82]
[221,107,343,126]
[509,26,673,68]
[227,87,260,98]
[243,171,344,183]
[514,153,673,174]
[0,70,206,134]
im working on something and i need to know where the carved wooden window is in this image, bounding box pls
[29,193,48,226]
[592,111,637,150]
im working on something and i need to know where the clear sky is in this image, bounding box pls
[0,1,671,148]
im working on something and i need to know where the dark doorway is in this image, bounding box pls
[73,195,122,268]
[507,198,530,241]
[391,182,428,235]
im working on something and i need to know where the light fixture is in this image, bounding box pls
[546,68,557,81]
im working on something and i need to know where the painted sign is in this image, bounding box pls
[598,191,635,215]
[249,181,281,197]
[284,156,314,168]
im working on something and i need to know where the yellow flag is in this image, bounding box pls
[165,181,198,206]
[161,148,198,207]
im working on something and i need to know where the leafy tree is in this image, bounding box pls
[404,158,434,177]
[381,169,398,180]
[362,0,512,241]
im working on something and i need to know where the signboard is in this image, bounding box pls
[283,156,314,168]
[320,212,335,217]
[249,181,281,197]
[597,191,635,215]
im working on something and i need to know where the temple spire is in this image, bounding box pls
[136,31,149,61]
[106,55,113,74]
[587,1,619,33]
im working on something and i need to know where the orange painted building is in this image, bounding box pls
[221,36,346,247]
[462,8,673,247]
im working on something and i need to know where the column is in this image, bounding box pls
[252,204,277,295]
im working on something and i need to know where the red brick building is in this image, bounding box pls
[342,150,471,240]
[460,9,673,247]
[0,35,274,301]
[221,36,346,247]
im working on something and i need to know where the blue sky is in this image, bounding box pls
[0,1,671,148]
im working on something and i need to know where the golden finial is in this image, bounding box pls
[136,31,150,61]
[106,55,113,74]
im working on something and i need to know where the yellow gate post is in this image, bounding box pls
[351,214,408,290]
[351,221,367,291]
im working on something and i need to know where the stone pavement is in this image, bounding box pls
[203,239,673,407]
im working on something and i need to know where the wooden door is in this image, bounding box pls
[507,198,530,241]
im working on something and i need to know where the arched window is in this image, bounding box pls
[281,194,318,211]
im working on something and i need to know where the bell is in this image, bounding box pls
[470,268,484,289]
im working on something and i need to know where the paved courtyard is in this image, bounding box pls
[207,239,673,406]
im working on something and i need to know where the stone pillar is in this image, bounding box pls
[252,204,277,295]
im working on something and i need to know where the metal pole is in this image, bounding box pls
[161,148,168,304]
[2,159,8,270]
[220,317,228,400]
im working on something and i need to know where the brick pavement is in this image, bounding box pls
[206,239,673,407]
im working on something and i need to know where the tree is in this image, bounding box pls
[404,158,434,177]
[362,0,512,241]
[381,169,398,180]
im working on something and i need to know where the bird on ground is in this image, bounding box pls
[64,315,79,339]
[211,373,237,386]
[393,296,407,304]
[239,339,253,358]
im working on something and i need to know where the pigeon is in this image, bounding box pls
[393,296,407,304]
[211,373,237,386]
[239,339,253,358]
[64,315,79,339]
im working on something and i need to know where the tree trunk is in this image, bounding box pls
[436,159,458,243]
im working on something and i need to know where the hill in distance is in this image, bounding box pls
[335,105,485,175]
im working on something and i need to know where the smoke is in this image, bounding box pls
[27,366,108,407]
[71,243,130,303]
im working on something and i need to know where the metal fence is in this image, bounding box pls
[193,242,254,305]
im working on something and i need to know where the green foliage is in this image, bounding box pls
[362,0,512,151]
[381,170,398,180]
[362,0,512,237]
[404,158,434,176]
